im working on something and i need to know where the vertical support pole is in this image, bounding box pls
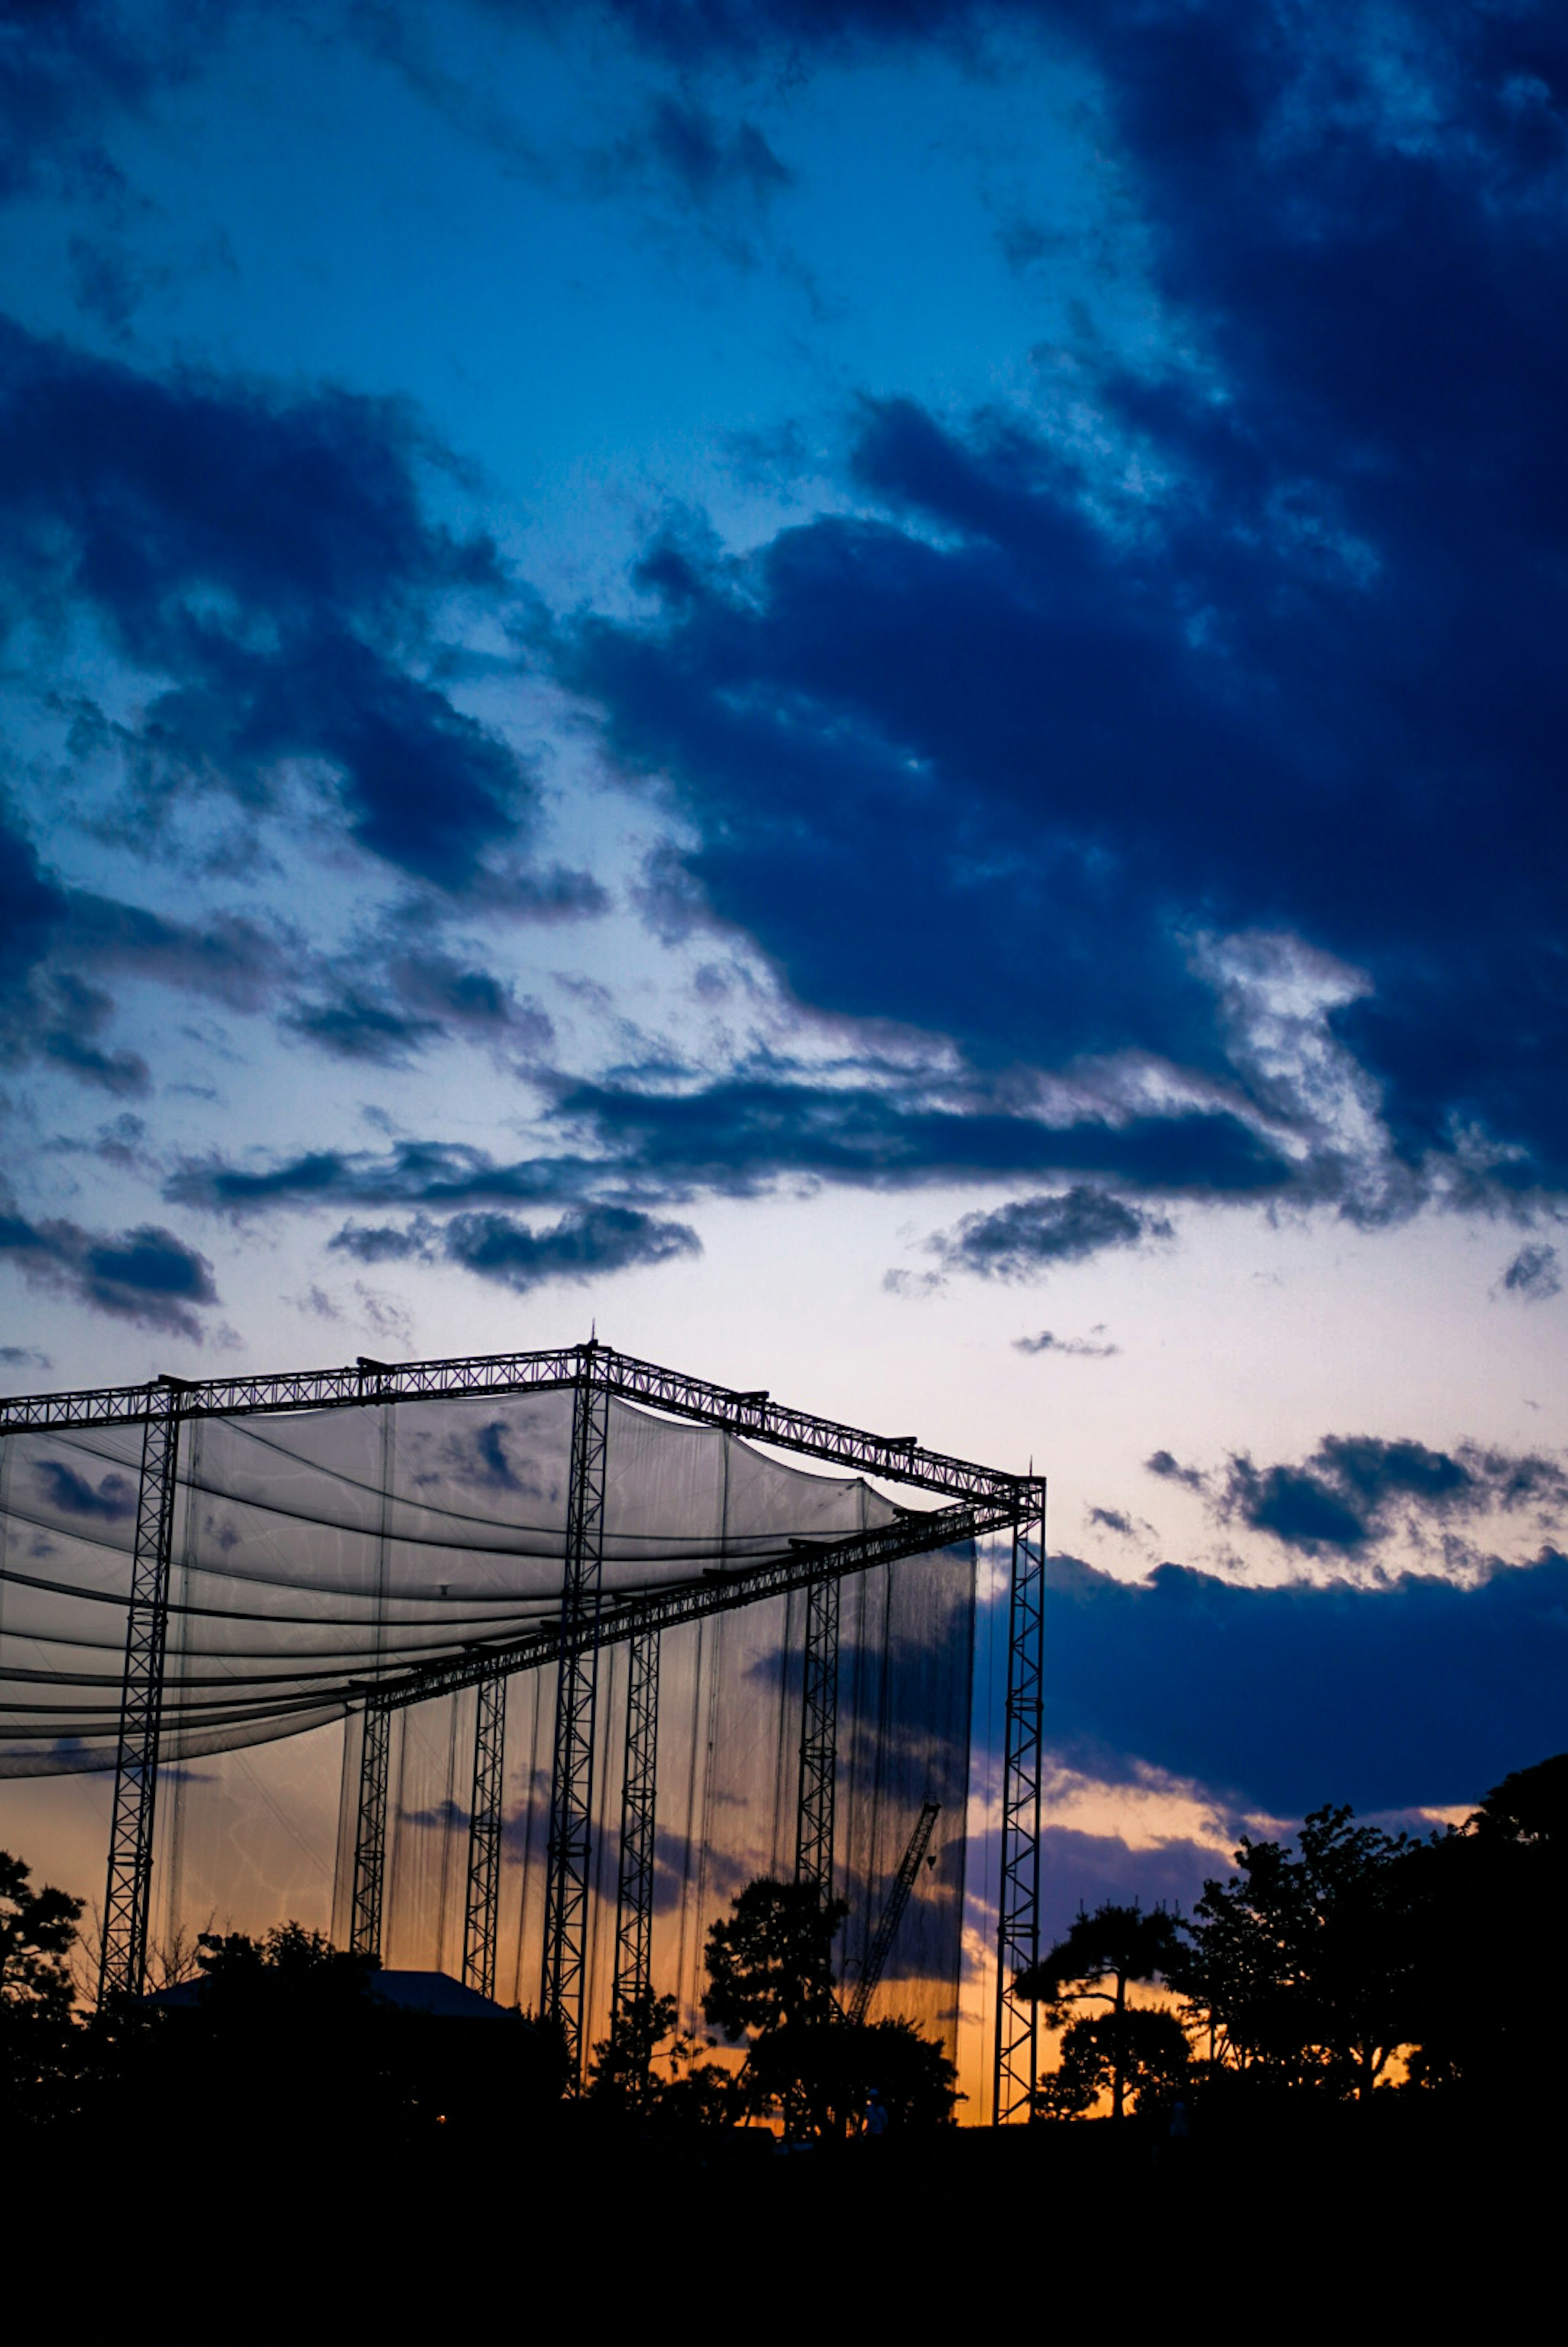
[99,1380,184,2006]
[795,1570,839,1895]
[349,1394,395,1964]
[541,1359,610,2075]
[462,1669,507,2000]
[350,1695,392,1962]
[993,1490,1046,2124]
[612,1626,659,2019]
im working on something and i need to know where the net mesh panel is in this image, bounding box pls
[0,1394,975,2051]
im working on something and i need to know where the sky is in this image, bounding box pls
[4,0,1568,2095]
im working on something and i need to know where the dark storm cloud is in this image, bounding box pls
[167,1082,1293,1222]
[1145,1450,1205,1494]
[32,1460,136,1521]
[0,785,573,1085]
[557,1,1568,1204]
[555,1078,1291,1194]
[0,1186,218,1338]
[1032,1827,1233,1952]
[0,0,225,203]
[1039,1547,1568,1818]
[166,1140,595,1217]
[641,95,791,207]
[1502,1242,1562,1303]
[1015,1329,1119,1358]
[0,315,557,894]
[285,951,554,1067]
[931,1187,1169,1279]
[444,1204,699,1288]
[1149,1432,1568,1557]
[512,0,973,63]
[330,1203,701,1292]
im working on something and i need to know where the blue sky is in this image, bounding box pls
[4,3,1568,2050]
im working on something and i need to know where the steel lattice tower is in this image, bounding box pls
[462,1669,508,2000]
[350,1695,392,1961]
[541,1366,610,2071]
[611,1626,659,2019]
[795,1570,840,1894]
[98,1380,185,2005]
[992,1501,1046,2124]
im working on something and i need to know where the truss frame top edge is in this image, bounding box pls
[0,1341,1045,1505]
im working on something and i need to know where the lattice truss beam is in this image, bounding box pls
[98,1385,183,2005]
[350,1697,392,1963]
[612,1627,659,2020]
[795,1572,840,1894]
[463,1670,507,2001]
[541,1379,610,2067]
[993,1508,1046,2126]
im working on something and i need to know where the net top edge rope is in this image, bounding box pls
[0,1337,1045,1507]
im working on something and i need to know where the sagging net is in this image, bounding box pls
[0,1392,975,2051]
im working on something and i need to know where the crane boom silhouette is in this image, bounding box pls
[847,1800,941,2025]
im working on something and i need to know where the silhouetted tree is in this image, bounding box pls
[748,2012,960,2136]
[0,1851,82,2018]
[1468,1751,1568,1846]
[1400,1752,1568,2099]
[703,1876,848,2042]
[1033,2008,1191,2121]
[588,1986,687,2108]
[1175,1807,1418,2095]
[0,1851,84,2127]
[1016,1901,1183,2118]
[702,1877,956,2137]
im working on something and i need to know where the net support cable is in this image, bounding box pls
[992,1502,1046,2126]
[541,1376,610,2072]
[97,1381,184,2005]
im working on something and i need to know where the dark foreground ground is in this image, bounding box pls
[6,2097,1556,2340]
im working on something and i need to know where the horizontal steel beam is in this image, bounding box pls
[361,1490,1009,1716]
[0,1342,1040,1506]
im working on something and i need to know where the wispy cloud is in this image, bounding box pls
[1014,1324,1120,1358]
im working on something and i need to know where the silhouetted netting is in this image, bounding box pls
[0,1394,975,2050]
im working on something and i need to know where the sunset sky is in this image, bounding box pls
[4,4,1568,2087]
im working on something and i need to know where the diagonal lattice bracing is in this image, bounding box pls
[350,1694,393,1962]
[612,1627,659,2026]
[795,1570,840,1895]
[462,1669,508,2001]
[98,1383,185,2005]
[993,1505,1046,2124]
[541,1375,610,2072]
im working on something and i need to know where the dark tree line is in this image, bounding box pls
[0,1861,957,2145]
[1018,1752,1568,2119]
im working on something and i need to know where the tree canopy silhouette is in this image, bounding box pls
[0,1851,81,2021]
[1176,1807,1419,2097]
[587,1985,687,2110]
[1015,1901,1183,2119]
[703,1876,847,2042]
[701,1875,958,2137]
[0,1850,84,2128]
